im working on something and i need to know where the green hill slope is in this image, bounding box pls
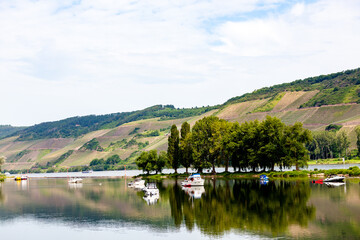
[225,68,360,107]
[9,105,217,141]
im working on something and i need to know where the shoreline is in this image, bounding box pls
[3,164,360,180]
[308,160,360,165]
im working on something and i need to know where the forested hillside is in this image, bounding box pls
[8,105,217,141]
[0,125,26,139]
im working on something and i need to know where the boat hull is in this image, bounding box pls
[323,176,345,182]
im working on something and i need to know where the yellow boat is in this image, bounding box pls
[15,176,28,181]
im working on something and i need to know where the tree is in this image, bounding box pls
[136,151,150,174]
[106,154,121,165]
[191,116,229,174]
[90,158,105,166]
[336,131,350,159]
[0,156,5,172]
[168,125,180,173]
[180,122,193,174]
[135,150,166,174]
[282,122,312,170]
[225,122,242,172]
[258,116,285,171]
[156,151,167,174]
[146,150,158,174]
[356,126,360,157]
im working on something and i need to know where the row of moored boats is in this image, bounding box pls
[128,174,206,204]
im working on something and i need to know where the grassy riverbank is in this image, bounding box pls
[308,158,360,165]
[0,175,5,182]
[136,166,360,180]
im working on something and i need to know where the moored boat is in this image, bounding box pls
[15,175,28,181]
[181,174,204,187]
[323,175,345,182]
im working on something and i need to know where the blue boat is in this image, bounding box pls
[259,174,269,180]
[259,175,269,185]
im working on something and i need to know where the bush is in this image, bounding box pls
[46,167,56,173]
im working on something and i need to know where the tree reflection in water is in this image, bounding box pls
[0,184,3,204]
[165,179,315,236]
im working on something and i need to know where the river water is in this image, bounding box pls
[0,176,359,239]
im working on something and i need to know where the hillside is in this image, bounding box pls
[1,68,360,172]
[225,68,360,107]
[0,125,26,139]
[9,105,217,141]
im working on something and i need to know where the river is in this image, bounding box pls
[0,176,359,239]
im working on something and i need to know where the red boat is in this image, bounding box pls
[312,179,323,184]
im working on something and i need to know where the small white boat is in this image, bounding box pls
[323,175,345,182]
[143,183,159,196]
[68,178,83,183]
[181,174,204,187]
[128,178,145,189]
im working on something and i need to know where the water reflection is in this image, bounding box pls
[68,182,83,189]
[163,180,316,236]
[324,182,345,188]
[182,186,205,199]
[0,178,359,239]
[143,194,159,205]
[0,183,3,204]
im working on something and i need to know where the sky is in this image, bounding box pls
[1,0,360,126]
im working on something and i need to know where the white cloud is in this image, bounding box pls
[0,0,360,126]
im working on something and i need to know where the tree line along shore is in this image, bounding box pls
[135,115,360,176]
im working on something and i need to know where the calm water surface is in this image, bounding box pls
[0,177,359,239]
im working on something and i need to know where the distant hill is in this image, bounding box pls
[9,105,217,141]
[0,125,26,139]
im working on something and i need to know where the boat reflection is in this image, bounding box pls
[0,184,3,204]
[325,182,345,187]
[68,182,83,189]
[143,194,159,205]
[182,186,205,199]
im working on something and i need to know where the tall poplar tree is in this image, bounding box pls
[180,122,193,174]
[356,126,360,157]
[168,124,180,173]
[0,156,4,172]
